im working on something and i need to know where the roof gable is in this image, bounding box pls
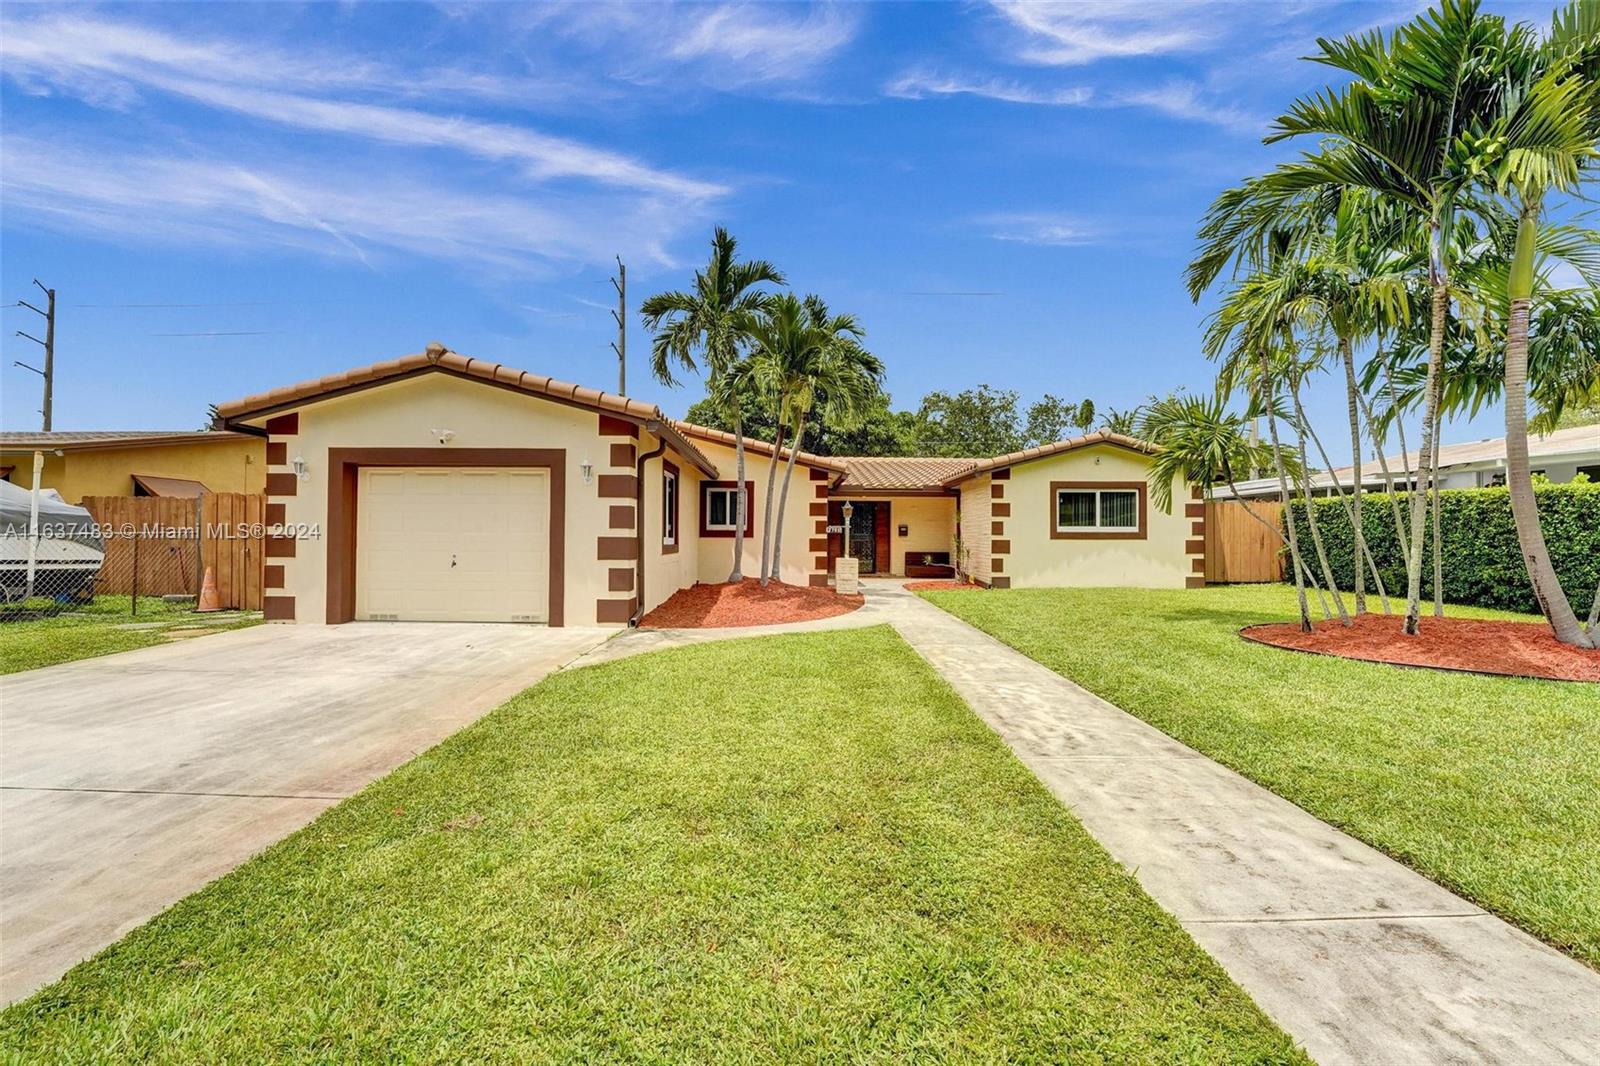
[214,343,718,477]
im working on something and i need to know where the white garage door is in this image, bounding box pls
[356,468,549,622]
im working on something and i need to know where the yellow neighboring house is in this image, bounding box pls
[0,430,266,502]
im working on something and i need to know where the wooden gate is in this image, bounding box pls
[1204,500,1285,583]
[200,493,267,611]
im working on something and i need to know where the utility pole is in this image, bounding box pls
[14,280,56,430]
[609,257,626,396]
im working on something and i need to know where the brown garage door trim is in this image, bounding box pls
[326,448,566,626]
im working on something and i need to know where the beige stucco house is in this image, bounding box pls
[213,343,1201,625]
[0,430,266,501]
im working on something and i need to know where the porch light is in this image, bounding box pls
[580,457,594,485]
[291,454,310,481]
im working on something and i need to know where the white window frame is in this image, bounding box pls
[662,467,678,546]
[704,484,744,532]
[1055,487,1142,534]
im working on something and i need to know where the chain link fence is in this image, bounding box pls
[1,493,202,622]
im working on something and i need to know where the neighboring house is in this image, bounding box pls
[0,430,266,502]
[214,343,1199,626]
[1218,423,1600,499]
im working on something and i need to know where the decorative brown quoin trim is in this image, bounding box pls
[992,502,1011,517]
[265,502,286,526]
[264,564,284,589]
[597,473,636,498]
[1048,480,1148,541]
[809,501,827,516]
[266,441,287,465]
[1191,520,1206,536]
[264,413,299,435]
[596,597,637,623]
[809,574,831,587]
[1186,576,1207,588]
[991,520,1005,536]
[1185,502,1206,518]
[1192,557,1207,573]
[325,447,566,626]
[608,567,634,592]
[991,467,1010,480]
[990,576,1012,589]
[263,595,295,620]
[609,442,635,468]
[609,505,635,530]
[265,472,298,497]
[809,467,830,480]
[990,482,1005,499]
[598,414,638,438]
[264,534,296,558]
[992,557,1005,574]
[700,480,754,537]
[814,483,829,498]
[808,537,828,552]
[1186,538,1206,555]
[597,536,637,561]
[992,539,1011,554]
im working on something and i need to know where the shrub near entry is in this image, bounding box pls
[1285,484,1600,615]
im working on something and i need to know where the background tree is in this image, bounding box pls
[641,227,783,583]
[1022,394,1076,448]
[911,386,1024,456]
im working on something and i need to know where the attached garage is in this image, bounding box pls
[356,468,549,622]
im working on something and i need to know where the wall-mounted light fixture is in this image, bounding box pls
[580,457,594,484]
[292,454,310,481]
[430,428,455,445]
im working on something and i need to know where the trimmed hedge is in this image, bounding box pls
[1284,484,1600,615]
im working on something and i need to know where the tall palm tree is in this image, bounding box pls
[768,297,882,582]
[1261,0,1521,634]
[641,227,784,583]
[1487,8,1599,646]
[743,294,819,585]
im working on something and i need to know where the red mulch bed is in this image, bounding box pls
[903,580,981,592]
[640,579,863,629]
[1241,614,1600,682]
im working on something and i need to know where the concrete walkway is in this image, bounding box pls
[1,621,609,1005]
[577,579,1600,1065]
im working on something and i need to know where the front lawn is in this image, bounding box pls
[919,585,1600,969]
[0,596,261,674]
[1,625,1302,1063]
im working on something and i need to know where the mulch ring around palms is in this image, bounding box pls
[639,578,863,628]
[1241,614,1600,683]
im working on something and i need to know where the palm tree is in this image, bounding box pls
[1487,10,1599,646]
[1261,0,1520,634]
[641,227,784,583]
[768,297,882,582]
[743,294,818,585]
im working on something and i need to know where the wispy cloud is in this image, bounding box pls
[989,0,1221,66]
[507,1,860,91]
[978,212,1098,247]
[884,70,1092,107]
[884,69,1261,134]
[0,14,722,200]
[0,134,694,271]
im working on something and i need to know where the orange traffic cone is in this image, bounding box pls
[197,566,221,613]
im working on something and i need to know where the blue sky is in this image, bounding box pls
[0,1,1552,459]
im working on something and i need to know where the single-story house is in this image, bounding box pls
[0,430,266,502]
[1218,423,1600,498]
[214,343,1203,625]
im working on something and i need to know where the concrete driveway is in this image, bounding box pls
[0,621,608,1005]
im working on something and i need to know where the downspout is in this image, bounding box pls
[630,421,667,627]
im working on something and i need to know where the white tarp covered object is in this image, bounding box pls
[0,479,105,601]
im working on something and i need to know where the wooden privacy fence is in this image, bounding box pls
[78,493,267,610]
[1204,500,1285,584]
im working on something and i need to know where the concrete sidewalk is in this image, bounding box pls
[576,579,1600,1065]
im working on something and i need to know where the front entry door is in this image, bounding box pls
[828,501,891,575]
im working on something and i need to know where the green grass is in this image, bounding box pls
[919,584,1600,969]
[0,626,1302,1063]
[0,595,260,674]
